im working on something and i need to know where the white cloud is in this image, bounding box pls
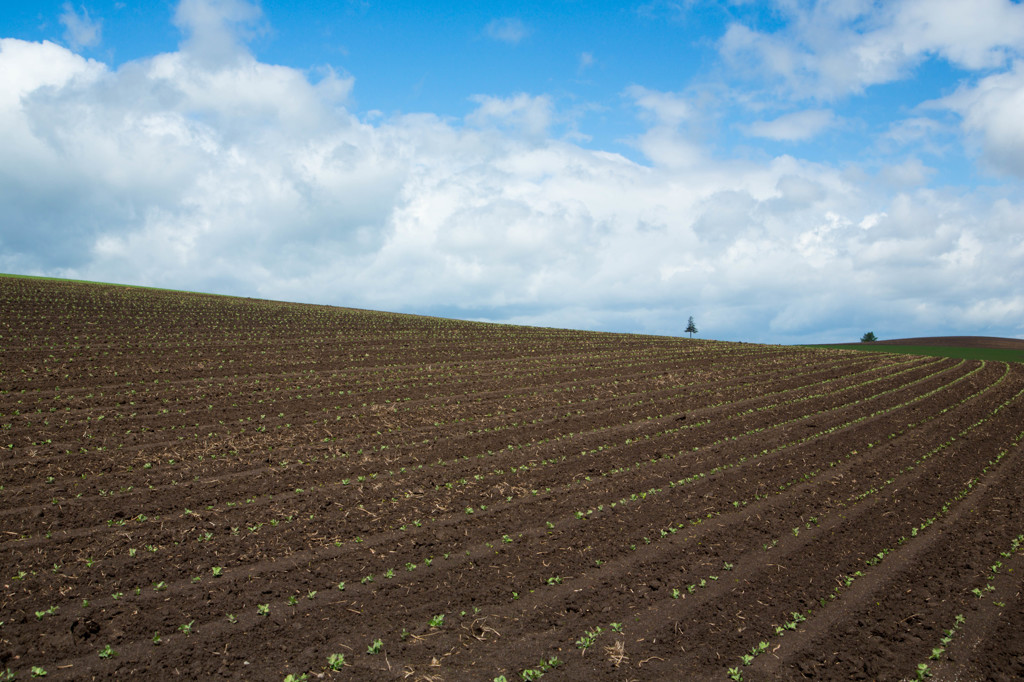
[174,0,264,65]
[720,0,1024,98]
[59,3,102,50]
[934,61,1024,176]
[888,0,1024,70]
[626,84,691,126]
[484,18,529,45]
[879,157,935,187]
[624,85,706,167]
[0,38,104,109]
[466,93,553,138]
[880,116,952,157]
[742,109,836,141]
[2,4,1024,344]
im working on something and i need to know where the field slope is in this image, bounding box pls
[2,275,1023,681]
[811,336,1024,363]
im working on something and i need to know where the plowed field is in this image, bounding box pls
[2,275,1023,681]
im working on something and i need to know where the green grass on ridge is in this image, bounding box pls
[810,344,1024,363]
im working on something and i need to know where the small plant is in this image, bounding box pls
[98,644,117,659]
[575,626,603,652]
[152,631,162,645]
[178,620,194,636]
[35,605,58,620]
[327,653,346,670]
[257,603,270,616]
[367,638,384,655]
[212,566,223,577]
[227,613,237,624]
[429,614,445,628]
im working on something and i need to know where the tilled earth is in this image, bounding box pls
[1,276,1022,681]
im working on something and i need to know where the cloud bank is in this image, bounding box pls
[1,0,1023,344]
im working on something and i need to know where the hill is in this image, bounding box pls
[871,336,1024,350]
[2,274,1024,680]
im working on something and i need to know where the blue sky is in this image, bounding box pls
[2,0,1023,343]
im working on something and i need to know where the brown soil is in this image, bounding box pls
[870,336,1024,350]
[2,276,1023,681]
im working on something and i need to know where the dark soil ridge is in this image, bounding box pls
[868,335,1024,350]
[0,355,950,559]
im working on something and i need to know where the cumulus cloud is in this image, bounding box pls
[934,61,1024,177]
[720,0,1024,98]
[742,109,836,141]
[2,1,1024,344]
[484,18,529,45]
[59,3,102,50]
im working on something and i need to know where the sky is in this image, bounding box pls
[1,0,1023,344]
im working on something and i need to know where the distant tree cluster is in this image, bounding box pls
[861,331,878,342]
[685,316,698,338]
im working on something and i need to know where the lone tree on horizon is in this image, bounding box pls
[861,331,878,342]
[685,316,698,338]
